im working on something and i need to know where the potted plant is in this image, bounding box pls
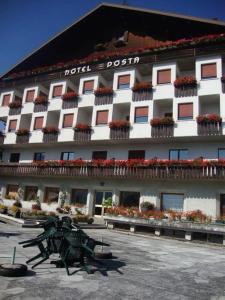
[174,76,197,88]
[109,120,130,129]
[150,117,174,126]
[132,82,152,92]
[140,201,155,212]
[196,114,222,124]
[34,96,48,104]
[15,129,30,136]
[42,126,59,134]
[94,87,113,96]
[8,101,22,109]
[73,123,92,131]
[62,91,79,100]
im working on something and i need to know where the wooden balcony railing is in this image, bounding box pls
[62,99,78,109]
[34,103,48,113]
[175,86,197,98]
[16,135,29,144]
[43,133,58,143]
[9,107,22,115]
[132,90,153,101]
[74,130,92,142]
[198,122,222,136]
[151,125,174,138]
[110,128,130,140]
[1,163,225,180]
[95,95,113,105]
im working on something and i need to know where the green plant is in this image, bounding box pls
[13,201,22,208]
[0,204,7,214]
[103,197,112,208]
[140,201,155,212]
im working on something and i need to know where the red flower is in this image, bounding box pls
[174,76,197,88]
[42,126,59,134]
[109,120,130,129]
[196,114,222,124]
[34,96,48,104]
[94,87,113,96]
[150,117,174,126]
[8,101,22,108]
[16,128,30,136]
[62,91,79,100]
[74,123,91,131]
[132,82,152,92]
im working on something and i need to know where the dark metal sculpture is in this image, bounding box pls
[19,216,109,275]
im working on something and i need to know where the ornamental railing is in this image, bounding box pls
[151,125,174,138]
[110,128,130,140]
[94,95,113,105]
[34,103,48,113]
[62,99,78,109]
[175,86,197,98]
[43,133,58,143]
[197,122,222,136]
[16,135,30,144]
[9,107,22,115]
[1,163,225,180]
[132,90,153,101]
[74,130,92,142]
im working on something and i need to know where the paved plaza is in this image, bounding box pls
[1,222,225,299]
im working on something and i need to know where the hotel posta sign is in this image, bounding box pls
[64,56,140,76]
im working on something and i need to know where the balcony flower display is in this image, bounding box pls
[174,76,197,88]
[8,101,22,109]
[109,120,130,129]
[7,33,225,81]
[74,123,92,131]
[34,96,48,104]
[42,126,59,134]
[150,117,174,126]
[62,91,79,100]
[16,129,30,136]
[132,82,152,92]
[94,87,113,96]
[196,114,222,124]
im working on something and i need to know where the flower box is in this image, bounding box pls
[16,129,30,136]
[74,123,92,131]
[132,82,152,92]
[94,87,113,96]
[174,76,197,88]
[34,96,48,104]
[109,120,130,129]
[150,117,174,126]
[196,114,222,124]
[8,101,22,109]
[42,127,59,134]
[62,91,79,100]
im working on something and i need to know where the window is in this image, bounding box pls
[44,187,59,203]
[33,116,44,130]
[52,85,63,98]
[83,80,94,94]
[117,75,130,89]
[92,151,107,160]
[25,90,35,102]
[128,150,145,160]
[24,186,38,201]
[134,106,148,123]
[161,193,184,212]
[218,148,225,159]
[178,103,193,120]
[10,153,20,163]
[169,149,188,160]
[6,185,19,199]
[63,114,73,128]
[60,152,74,160]
[2,94,11,106]
[164,112,172,118]
[71,189,88,206]
[157,69,171,84]
[120,191,140,208]
[201,63,217,79]
[96,110,108,125]
[8,119,17,132]
[33,152,45,161]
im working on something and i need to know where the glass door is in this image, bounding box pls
[94,191,112,216]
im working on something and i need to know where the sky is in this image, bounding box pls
[0,0,225,76]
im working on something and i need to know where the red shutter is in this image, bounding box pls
[9,119,17,130]
[201,63,217,78]
[135,106,148,117]
[118,75,130,85]
[26,90,35,102]
[63,114,74,127]
[178,103,193,119]
[2,94,11,106]
[34,117,44,130]
[83,80,94,91]
[157,69,171,84]
[52,85,63,97]
[96,110,108,125]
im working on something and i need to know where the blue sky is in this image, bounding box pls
[0,0,225,76]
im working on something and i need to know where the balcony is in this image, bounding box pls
[16,134,30,144]
[132,83,153,101]
[62,99,78,109]
[0,134,4,144]
[43,132,58,143]
[175,86,197,98]
[151,124,174,138]
[74,128,92,142]
[197,122,222,136]
[9,107,22,116]
[1,161,225,180]
[110,127,130,140]
[34,103,48,113]
[94,87,113,105]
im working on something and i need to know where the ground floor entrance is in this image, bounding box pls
[94,191,112,217]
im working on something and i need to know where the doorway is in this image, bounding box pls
[94,191,112,216]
